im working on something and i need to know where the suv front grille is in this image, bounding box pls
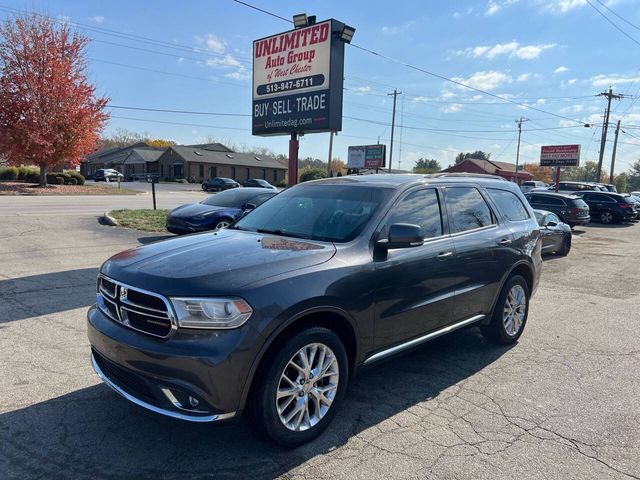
[97,275,176,338]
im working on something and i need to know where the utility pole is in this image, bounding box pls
[398,96,405,171]
[610,119,621,182]
[327,131,334,177]
[514,117,529,184]
[596,88,625,182]
[387,89,402,173]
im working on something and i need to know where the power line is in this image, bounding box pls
[228,0,588,125]
[594,0,640,32]
[585,0,640,48]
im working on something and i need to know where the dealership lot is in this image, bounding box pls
[1,213,639,479]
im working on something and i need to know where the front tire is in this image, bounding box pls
[481,275,529,345]
[252,327,348,448]
[201,184,208,191]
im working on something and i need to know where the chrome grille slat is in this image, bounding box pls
[96,275,177,338]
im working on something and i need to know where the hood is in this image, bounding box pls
[100,229,336,296]
[169,203,235,218]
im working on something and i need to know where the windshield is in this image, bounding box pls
[200,189,272,208]
[234,184,394,242]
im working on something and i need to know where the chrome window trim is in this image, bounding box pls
[364,314,486,365]
[91,354,236,423]
[97,274,178,338]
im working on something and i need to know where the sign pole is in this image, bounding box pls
[555,167,560,193]
[289,132,299,186]
[327,131,334,177]
[151,177,157,210]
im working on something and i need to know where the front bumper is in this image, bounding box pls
[88,305,263,422]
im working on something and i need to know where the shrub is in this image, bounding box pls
[299,168,327,183]
[175,178,188,183]
[17,166,37,180]
[276,180,288,188]
[0,167,19,180]
[64,170,85,185]
[49,176,64,185]
[24,171,40,183]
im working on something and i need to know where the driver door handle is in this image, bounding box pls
[437,251,453,259]
[498,238,512,246]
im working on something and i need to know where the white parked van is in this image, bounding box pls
[520,180,547,194]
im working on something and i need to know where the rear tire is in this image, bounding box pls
[599,211,615,224]
[481,275,529,345]
[558,235,571,256]
[201,184,207,191]
[251,327,348,448]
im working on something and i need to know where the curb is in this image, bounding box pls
[102,211,119,227]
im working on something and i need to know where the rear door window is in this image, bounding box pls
[487,188,530,221]
[443,187,494,233]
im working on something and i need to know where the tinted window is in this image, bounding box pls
[385,189,442,239]
[539,196,565,206]
[251,193,275,207]
[444,187,494,233]
[234,185,393,243]
[487,189,530,221]
[571,198,588,208]
[201,189,273,208]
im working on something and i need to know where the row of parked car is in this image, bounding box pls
[201,177,277,192]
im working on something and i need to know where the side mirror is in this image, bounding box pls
[546,221,558,228]
[378,223,424,250]
[244,203,256,211]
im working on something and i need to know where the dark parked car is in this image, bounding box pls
[533,209,572,256]
[244,178,277,189]
[574,191,637,224]
[166,188,276,234]
[202,177,240,192]
[94,168,124,182]
[88,174,542,447]
[524,191,590,228]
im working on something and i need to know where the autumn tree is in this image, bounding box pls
[413,158,441,174]
[0,14,109,186]
[523,164,554,184]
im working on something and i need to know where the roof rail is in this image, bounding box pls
[425,173,508,181]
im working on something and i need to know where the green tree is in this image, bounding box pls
[299,167,327,183]
[627,160,640,191]
[455,150,491,164]
[413,158,441,174]
[614,173,627,193]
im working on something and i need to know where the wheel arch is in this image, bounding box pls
[238,307,359,414]
[483,261,534,325]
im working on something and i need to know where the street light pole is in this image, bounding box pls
[514,117,528,184]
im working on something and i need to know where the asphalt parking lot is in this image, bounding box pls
[1,213,639,479]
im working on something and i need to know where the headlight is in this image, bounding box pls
[170,297,253,329]
[192,211,218,220]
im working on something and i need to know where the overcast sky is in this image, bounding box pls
[2,0,640,172]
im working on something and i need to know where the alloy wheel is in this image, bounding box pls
[600,211,613,224]
[503,285,527,337]
[276,343,339,432]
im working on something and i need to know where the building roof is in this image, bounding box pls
[85,144,166,165]
[168,146,286,170]
[185,142,233,152]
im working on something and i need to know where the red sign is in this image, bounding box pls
[540,144,580,167]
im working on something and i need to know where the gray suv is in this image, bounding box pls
[88,174,542,447]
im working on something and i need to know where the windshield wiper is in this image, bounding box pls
[255,228,311,240]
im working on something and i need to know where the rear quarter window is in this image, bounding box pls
[487,188,530,221]
[443,187,494,233]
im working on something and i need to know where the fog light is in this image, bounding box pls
[189,396,199,408]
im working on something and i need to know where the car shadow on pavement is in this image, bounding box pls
[0,267,98,323]
[137,234,175,244]
[586,222,635,229]
[0,328,511,479]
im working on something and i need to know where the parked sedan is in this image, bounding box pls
[244,178,277,189]
[534,209,572,256]
[202,177,240,192]
[524,191,590,228]
[94,169,124,182]
[574,191,637,224]
[166,188,276,234]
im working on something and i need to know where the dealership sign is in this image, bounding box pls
[252,20,345,136]
[347,144,386,169]
[540,144,581,167]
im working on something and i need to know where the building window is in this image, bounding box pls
[246,167,250,180]
[262,169,267,179]
[199,164,204,179]
[209,166,217,178]
[273,170,278,182]
[231,167,236,179]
